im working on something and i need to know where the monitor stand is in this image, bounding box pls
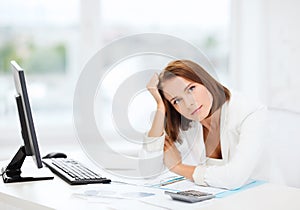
[1,146,54,183]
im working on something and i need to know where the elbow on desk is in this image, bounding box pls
[205,173,251,190]
[222,179,249,190]
[208,180,247,190]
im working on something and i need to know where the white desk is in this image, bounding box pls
[1,163,300,210]
[1,143,300,210]
[203,183,300,210]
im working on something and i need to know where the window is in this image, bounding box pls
[0,0,79,128]
[0,0,231,145]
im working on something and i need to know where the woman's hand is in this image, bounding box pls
[163,136,182,172]
[147,73,164,109]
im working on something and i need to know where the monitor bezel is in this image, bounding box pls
[11,60,43,168]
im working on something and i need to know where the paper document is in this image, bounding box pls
[72,174,265,210]
[72,183,172,210]
[72,182,212,210]
[158,179,227,195]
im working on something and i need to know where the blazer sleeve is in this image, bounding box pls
[138,131,165,176]
[193,107,267,189]
[141,131,165,153]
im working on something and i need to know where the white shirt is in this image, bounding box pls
[141,92,267,189]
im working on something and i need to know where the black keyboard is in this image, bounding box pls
[42,158,111,185]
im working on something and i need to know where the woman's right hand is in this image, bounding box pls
[147,73,165,110]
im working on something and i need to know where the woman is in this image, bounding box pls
[143,60,266,189]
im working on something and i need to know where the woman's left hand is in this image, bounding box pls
[163,136,182,172]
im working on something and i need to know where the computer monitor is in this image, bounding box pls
[1,60,53,183]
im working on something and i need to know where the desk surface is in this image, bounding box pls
[1,178,300,210]
[204,183,300,210]
[1,151,300,210]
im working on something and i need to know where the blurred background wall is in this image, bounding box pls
[0,0,299,155]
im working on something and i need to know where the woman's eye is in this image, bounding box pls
[173,99,180,105]
[188,85,196,92]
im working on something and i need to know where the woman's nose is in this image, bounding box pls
[185,95,195,107]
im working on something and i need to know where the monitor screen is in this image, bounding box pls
[11,60,43,168]
[1,61,53,183]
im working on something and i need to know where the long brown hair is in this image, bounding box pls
[158,60,231,143]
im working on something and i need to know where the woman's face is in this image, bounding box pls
[161,76,213,122]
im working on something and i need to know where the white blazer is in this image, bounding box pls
[140,92,267,189]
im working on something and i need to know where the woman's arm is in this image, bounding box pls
[163,136,196,180]
[146,73,166,137]
[193,107,267,189]
[172,164,196,180]
[138,74,167,176]
[148,105,165,137]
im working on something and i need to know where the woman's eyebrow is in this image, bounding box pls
[184,83,193,92]
[170,96,177,103]
[170,83,193,102]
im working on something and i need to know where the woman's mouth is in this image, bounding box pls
[191,105,203,115]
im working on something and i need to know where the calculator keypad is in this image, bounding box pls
[177,190,211,197]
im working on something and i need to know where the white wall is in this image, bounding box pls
[230,0,300,112]
[230,0,300,188]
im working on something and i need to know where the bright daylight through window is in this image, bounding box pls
[0,0,230,141]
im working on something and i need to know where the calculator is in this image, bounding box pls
[165,190,215,203]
